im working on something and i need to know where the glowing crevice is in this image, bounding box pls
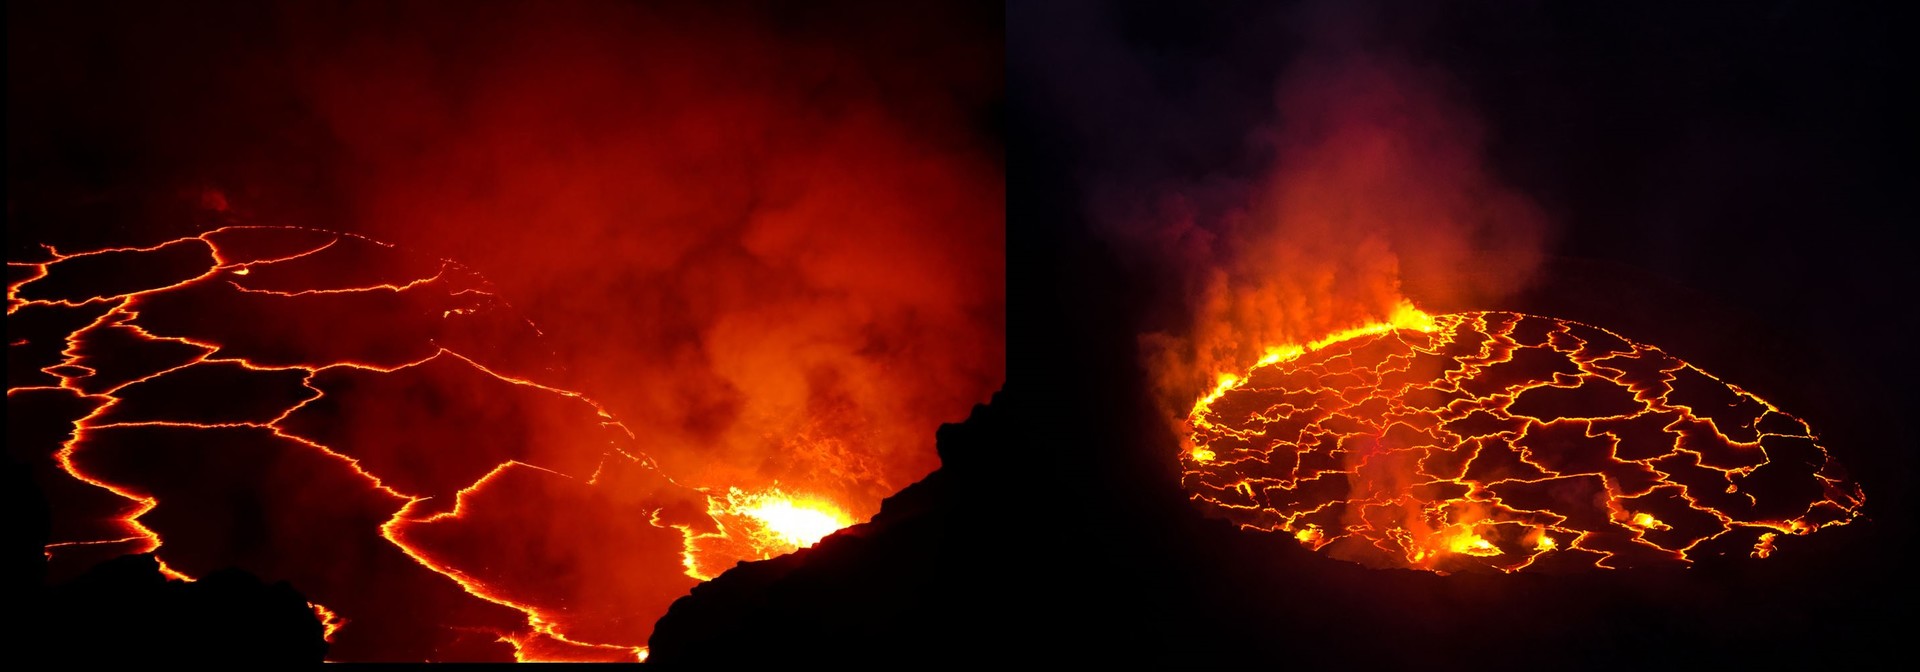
[1184,308,1863,573]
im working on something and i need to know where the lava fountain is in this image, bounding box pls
[1183,304,1865,573]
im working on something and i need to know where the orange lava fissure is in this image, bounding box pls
[1184,310,1864,574]
[8,227,859,661]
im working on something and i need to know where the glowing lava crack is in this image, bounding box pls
[8,226,855,661]
[1184,309,1864,573]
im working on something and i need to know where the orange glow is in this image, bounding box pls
[1186,301,1437,424]
[677,487,858,580]
[1184,311,1864,573]
[734,489,855,549]
[310,602,348,642]
[1628,513,1670,531]
[1445,530,1502,557]
[10,223,993,661]
[1533,532,1557,552]
[11,0,1002,661]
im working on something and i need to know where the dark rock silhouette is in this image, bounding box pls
[650,4,1907,667]
[650,262,1904,668]
[28,553,327,664]
[650,396,1029,665]
[3,460,52,645]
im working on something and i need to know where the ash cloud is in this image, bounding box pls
[1019,1,1550,413]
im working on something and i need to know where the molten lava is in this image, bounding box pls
[680,487,856,581]
[7,227,899,660]
[736,491,852,549]
[1184,308,1864,573]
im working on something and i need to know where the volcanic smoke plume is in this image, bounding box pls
[9,0,1002,662]
[1023,2,1547,408]
[1145,48,1549,405]
[1027,1,1867,569]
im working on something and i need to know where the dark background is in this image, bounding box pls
[8,0,1914,666]
[991,0,1914,665]
[660,1,1911,667]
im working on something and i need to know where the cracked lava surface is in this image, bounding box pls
[1184,308,1864,573]
[8,226,856,661]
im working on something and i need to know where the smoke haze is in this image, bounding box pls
[1017,1,1549,411]
[10,0,1005,512]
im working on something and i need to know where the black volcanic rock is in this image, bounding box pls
[650,379,1901,669]
[649,395,1026,665]
[649,2,1909,658]
[3,460,51,610]
[33,554,327,664]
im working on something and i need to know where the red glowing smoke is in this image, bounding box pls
[268,1,1005,514]
[11,0,1002,662]
[1019,3,1549,411]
